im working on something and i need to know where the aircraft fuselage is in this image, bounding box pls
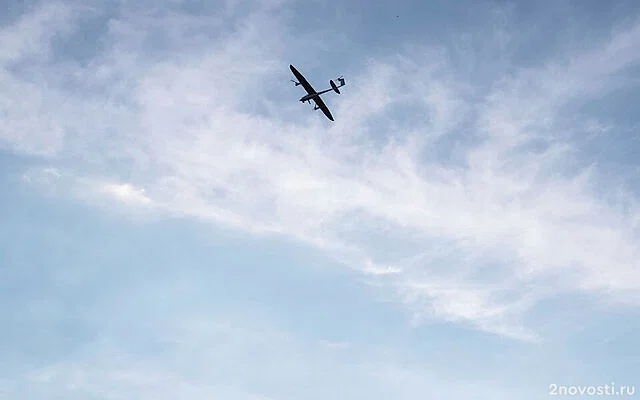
[300,93,318,102]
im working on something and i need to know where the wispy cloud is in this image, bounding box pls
[98,182,152,205]
[0,2,75,65]
[5,0,640,345]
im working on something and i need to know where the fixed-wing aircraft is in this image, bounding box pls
[290,64,345,121]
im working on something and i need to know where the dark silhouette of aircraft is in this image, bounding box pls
[290,64,345,121]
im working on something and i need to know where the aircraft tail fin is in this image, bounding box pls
[330,79,341,94]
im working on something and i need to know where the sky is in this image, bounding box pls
[1,0,640,398]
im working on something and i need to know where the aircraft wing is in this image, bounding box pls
[312,96,334,121]
[290,64,316,95]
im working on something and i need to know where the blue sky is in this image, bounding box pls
[1,0,640,398]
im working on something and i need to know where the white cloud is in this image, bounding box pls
[0,2,75,65]
[21,167,61,184]
[5,1,640,341]
[99,182,152,205]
